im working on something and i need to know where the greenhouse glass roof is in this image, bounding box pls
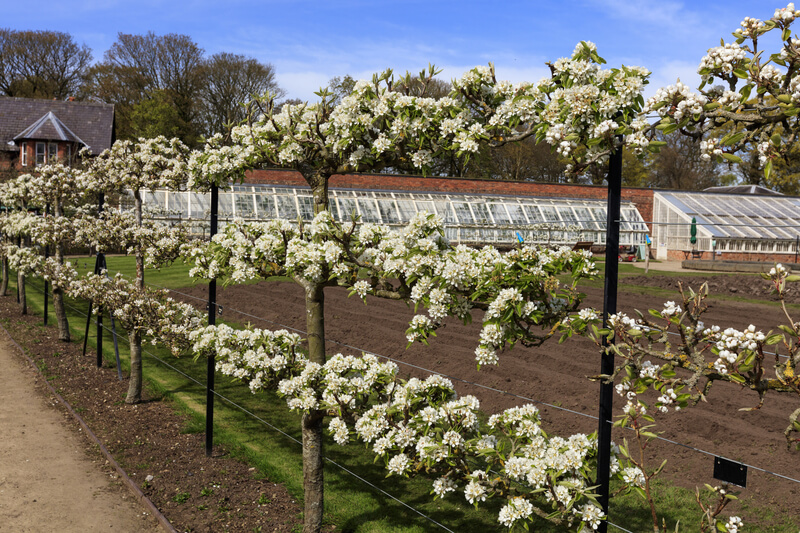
[655,191,800,241]
[138,184,648,246]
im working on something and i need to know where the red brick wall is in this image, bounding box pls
[246,169,655,230]
[666,249,798,263]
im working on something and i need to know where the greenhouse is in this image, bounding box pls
[137,183,649,247]
[652,190,800,261]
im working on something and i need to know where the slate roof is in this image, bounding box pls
[0,97,114,155]
[703,184,784,196]
[14,111,87,146]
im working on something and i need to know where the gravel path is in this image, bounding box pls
[0,332,162,533]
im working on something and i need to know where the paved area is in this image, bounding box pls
[0,334,161,533]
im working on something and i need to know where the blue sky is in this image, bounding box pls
[2,0,783,101]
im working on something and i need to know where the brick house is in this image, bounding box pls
[0,97,114,170]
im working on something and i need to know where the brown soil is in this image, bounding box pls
[622,273,800,304]
[0,296,302,533]
[178,273,800,528]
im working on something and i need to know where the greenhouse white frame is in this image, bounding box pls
[135,184,649,247]
[653,191,800,260]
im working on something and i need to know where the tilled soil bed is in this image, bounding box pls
[0,296,302,533]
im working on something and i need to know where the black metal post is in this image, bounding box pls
[96,193,105,368]
[82,254,102,357]
[43,203,49,326]
[596,141,623,532]
[15,236,20,304]
[206,184,218,457]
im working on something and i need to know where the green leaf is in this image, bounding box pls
[783,28,792,41]
[733,68,749,79]
[765,159,773,180]
[777,94,793,104]
[786,274,800,282]
[778,324,797,335]
[729,373,746,384]
[722,132,745,146]
[721,153,743,164]
[765,333,784,345]
[739,84,752,101]
[660,123,679,135]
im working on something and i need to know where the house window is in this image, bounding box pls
[35,142,46,166]
[65,145,71,166]
[48,142,58,164]
[20,142,27,166]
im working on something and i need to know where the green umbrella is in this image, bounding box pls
[690,217,697,245]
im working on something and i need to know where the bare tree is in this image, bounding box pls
[0,29,92,99]
[85,32,205,144]
[199,52,285,138]
[649,133,723,190]
[490,138,567,181]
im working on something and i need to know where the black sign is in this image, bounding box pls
[713,456,747,488]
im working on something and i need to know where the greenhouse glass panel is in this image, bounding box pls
[590,207,606,226]
[190,192,209,217]
[168,192,188,216]
[489,203,511,224]
[434,201,457,223]
[472,203,491,224]
[276,195,297,219]
[338,198,358,221]
[461,227,479,242]
[522,205,543,223]
[707,215,742,237]
[235,193,255,218]
[573,207,596,229]
[452,202,475,224]
[147,191,165,210]
[415,200,435,216]
[377,199,400,223]
[358,198,381,223]
[219,194,234,217]
[558,207,578,225]
[539,206,560,223]
[396,200,417,221]
[297,196,315,221]
[506,203,528,224]
[254,194,276,218]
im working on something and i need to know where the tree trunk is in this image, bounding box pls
[126,330,142,404]
[53,221,70,341]
[18,270,26,315]
[126,190,145,404]
[302,281,326,533]
[53,285,69,341]
[0,255,8,296]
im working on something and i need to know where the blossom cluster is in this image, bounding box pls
[189,321,608,531]
[187,211,596,367]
